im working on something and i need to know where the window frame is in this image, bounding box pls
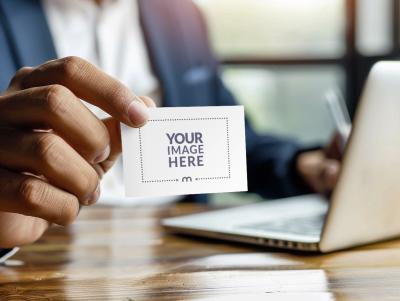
[215,0,400,117]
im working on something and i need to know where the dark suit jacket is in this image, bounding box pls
[0,0,310,203]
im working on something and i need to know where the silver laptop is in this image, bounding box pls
[162,61,400,253]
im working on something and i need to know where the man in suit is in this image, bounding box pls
[0,0,340,257]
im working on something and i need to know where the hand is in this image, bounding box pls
[0,57,155,248]
[296,133,342,195]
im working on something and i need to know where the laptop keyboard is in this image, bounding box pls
[240,214,325,237]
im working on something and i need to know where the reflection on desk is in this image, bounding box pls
[0,204,399,300]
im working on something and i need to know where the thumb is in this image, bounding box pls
[93,96,155,176]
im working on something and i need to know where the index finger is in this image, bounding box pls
[20,57,150,127]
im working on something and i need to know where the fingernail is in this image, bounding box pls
[327,162,339,175]
[94,145,111,163]
[85,183,100,205]
[128,98,149,127]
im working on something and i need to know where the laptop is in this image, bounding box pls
[162,61,400,253]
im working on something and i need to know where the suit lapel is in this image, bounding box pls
[138,0,181,107]
[0,0,56,68]
[138,0,216,108]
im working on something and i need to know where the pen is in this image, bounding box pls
[324,89,352,152]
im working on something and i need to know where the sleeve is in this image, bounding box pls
[0,248,19,264]
[214,75,314,199]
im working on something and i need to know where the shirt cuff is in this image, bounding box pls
[289,145,323,194]
[0,248,19,264]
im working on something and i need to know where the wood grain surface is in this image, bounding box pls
[1,203,400,300]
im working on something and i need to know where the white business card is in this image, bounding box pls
[121,106,247,197]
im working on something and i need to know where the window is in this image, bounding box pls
[195,0,347,145]
[356,0,393,56]
[222,65,342,144]
[194,0,400,203]
[196,0,346,60]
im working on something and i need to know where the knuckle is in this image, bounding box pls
[57,198,79,226]
[59,56,84,80]
[109,85,132,112]
[91,126,110,153]
[78,170,99,199]
[32,133,62,164]
[112,85,132,105]
[26,220,48,245]
[9,67,32,87]
[15,67,32,78]
[44,85,69,115]
[18,178,46,211]
[78,125,109,162]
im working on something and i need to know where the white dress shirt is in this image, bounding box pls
[42,0,179,205]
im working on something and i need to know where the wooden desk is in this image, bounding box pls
[1,204,400,300]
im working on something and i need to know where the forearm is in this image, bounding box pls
[246,135,315,199]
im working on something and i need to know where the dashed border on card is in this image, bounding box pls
[138,118,231,183]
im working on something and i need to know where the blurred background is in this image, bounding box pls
[195,0,400,204]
